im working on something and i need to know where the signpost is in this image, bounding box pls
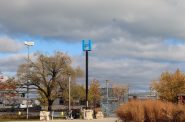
[82,40,92,109]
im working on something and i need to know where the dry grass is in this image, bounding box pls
[116,100,185,122]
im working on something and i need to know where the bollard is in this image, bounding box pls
[18,111,21,116]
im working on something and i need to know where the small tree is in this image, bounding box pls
[89,79,101,109]
[152,69,185,103]
[17,52,83,111]
[61,82,85,105]
[71,83,85,105]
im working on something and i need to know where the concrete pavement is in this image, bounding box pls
[4,117,118,122]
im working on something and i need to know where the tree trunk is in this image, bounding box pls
[93,100,96,118]
[47,100,53,111]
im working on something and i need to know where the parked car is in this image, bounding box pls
[18,103,33,108]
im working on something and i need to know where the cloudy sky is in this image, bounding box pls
[1,0,185,91]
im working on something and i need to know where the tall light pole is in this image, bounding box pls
[68,73,71,118]
[82,40,92,109]
[24,41,34,119]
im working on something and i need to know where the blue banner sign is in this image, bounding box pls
[82,40,92,51]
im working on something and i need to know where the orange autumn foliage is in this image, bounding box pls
[117,100,185,122]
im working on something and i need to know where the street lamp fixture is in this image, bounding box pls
[24,41,34,46]
[24,41,34,119]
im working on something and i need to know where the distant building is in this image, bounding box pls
[0,86,19,105]
[0,73,8,82]
[0,74,23,106]
[128,91,158,101]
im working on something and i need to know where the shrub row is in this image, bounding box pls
[0,113,39,120]
[116,100,185,122]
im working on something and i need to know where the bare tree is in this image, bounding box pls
[112,84,127,103]
[17,52,83,111]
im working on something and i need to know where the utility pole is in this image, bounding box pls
[24,41,34,119]
[82,40,92,109]
[106,80,109,105]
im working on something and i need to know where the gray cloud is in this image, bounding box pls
[73,55,184,91]
[0,0,185,40]
[1,0,185,91]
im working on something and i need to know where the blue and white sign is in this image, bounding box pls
[82,40,92,51]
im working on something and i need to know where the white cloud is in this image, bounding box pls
[0,37,24,53]
[0,54,26,72]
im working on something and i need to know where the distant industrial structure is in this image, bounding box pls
[100,86,158,117]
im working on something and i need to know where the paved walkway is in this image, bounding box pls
[5,117,118,122]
